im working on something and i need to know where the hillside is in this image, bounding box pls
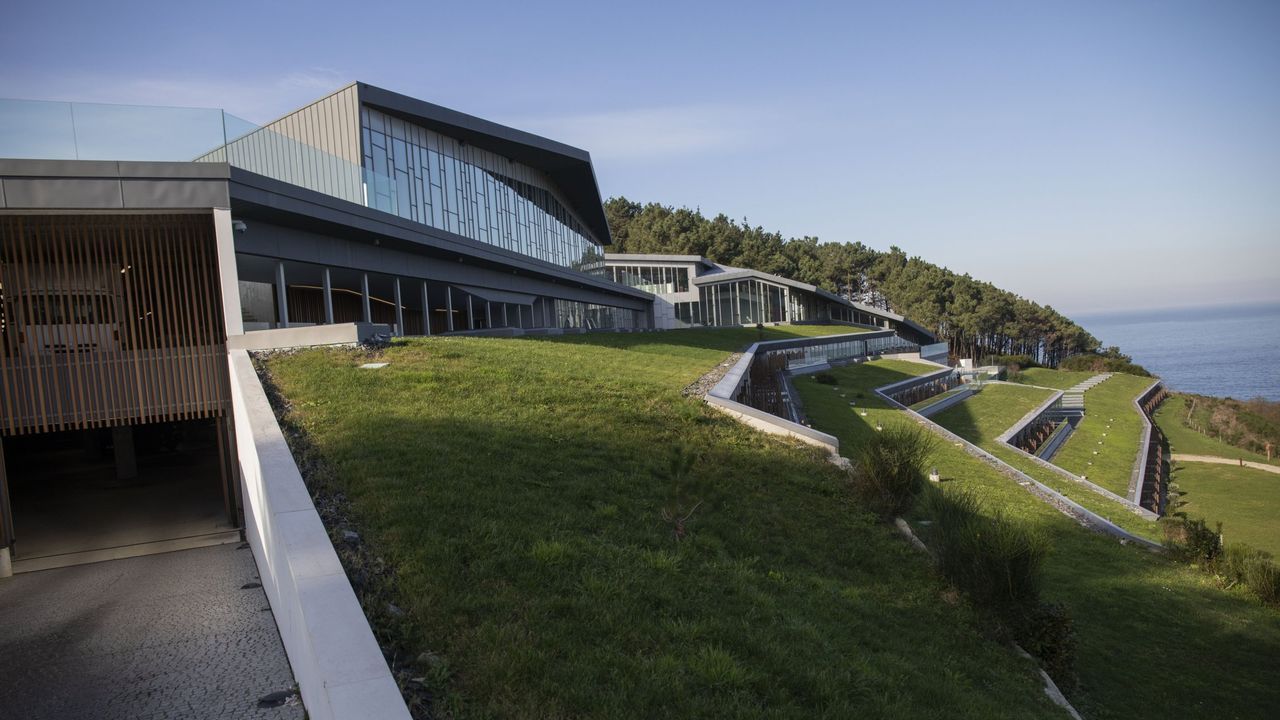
[605,197,1100,366]
[262,329,1061,719]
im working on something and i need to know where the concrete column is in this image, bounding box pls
[275,261,289,329]
[421,281,432,336]
[361,273,372,324]
[212,208,244,338]
[445,287,455,332]
[112,425,137,480]
[394,278,404,337]
[322,267,334,325]
[467,295,475,331]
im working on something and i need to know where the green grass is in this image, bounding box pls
[263,327,1060,719]
[910,385,971,412]
[921,382,1160,540]
[1157,395,1280,466]
[1169,461,1280,556]
[930,384,1055,444]
[1048,374,1155,497]
[1009,367,1098,390]
[795,360,1280,720]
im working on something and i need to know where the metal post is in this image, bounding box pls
[502,303,508,328]
[445,287,455,332]
[467,294,474,330]
[275,261,289,328]
[485,301,492,329]
[394,278,404,337]
[421,281,432,336]
[322,267,334,324]
[361,273,372,324]
[0,439,14,577]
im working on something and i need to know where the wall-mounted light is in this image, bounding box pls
[232,220,248,233]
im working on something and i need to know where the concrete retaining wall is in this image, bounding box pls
[228,350,412,720]
[228,322,391,351]
[1129,380,1165,505]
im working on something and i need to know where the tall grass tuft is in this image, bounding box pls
[849,423,938,519]
[920,487,1047,614]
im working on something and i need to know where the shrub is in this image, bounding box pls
[812,372,838,385]
[1243,556,1280,605]
[1014,602,1078,692]
[1220,543,1280,605]
[1162,516,1222,564]
[849,424,937,519]
[920,487,1047,615]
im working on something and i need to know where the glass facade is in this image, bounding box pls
[696,279,789,326]
[610,264,690,294]
[551,300,640,330]
[768,334,918,370]
[361,106,603,272]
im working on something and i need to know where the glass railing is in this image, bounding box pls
[0,98,255,162]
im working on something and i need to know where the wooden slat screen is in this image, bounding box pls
[0,214,228,435]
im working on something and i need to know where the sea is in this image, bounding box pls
[1075,302,1280,402]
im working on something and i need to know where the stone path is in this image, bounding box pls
[1171,454,1280,475]
[0,544,304,720]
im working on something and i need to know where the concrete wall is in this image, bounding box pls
[228,350,411,720]
[227,323,391,351]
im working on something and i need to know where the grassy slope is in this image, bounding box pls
[264,327,1057,719]
[1157,395,1280,466]
[930,384,1054,444]
[794,361,1280,720]
[1170,462,1280,556]
[1010,367,1098,390]
[1049,374,1155,497]
[1156,396,1280,555]
[922,382,1160,540]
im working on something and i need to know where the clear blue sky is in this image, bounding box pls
[3,0,1277,315]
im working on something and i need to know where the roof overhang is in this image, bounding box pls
[357,83,612,246]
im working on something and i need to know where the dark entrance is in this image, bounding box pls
[0,417,238,571]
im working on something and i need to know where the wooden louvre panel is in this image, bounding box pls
[0,213,229,436]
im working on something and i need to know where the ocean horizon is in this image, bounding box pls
[1075,301,1280,401]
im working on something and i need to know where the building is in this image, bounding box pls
[0,82,652,575]
[604,253,937,344]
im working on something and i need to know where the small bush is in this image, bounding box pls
[920,487,1047,614]
[849,424,937,519]
[1243,557,1280,605]
[812,372,838,385]
[1162,516,1222,564]
[1014,602,1078,692]
[1220,543,1280,605]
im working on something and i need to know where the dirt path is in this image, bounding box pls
[1172,454,1280,475]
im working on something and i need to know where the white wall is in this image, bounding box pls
[228,350,411,720]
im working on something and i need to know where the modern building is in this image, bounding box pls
[0,82,652,574]
[604,253,937,344]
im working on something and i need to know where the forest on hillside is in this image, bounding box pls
[605,198,1102,366]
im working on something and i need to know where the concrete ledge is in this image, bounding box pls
[704,394,839,452]
[915,386,976,418]
[228,323,391,351]
[996,391,1066,445]
[229,350,411,720]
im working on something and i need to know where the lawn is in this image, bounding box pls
[1051,374,1156,497]
[1170,461,1280,556]
[794,360,1280,720]
[1009,367,1098,390]
[920,382,1159,540]
[1157,395,1280,467]
[262,327,1060,719]
[929,383,1055,444]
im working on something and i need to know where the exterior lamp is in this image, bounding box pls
[928,467,940,483]
[875,421,883,432]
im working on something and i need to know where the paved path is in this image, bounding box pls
[0,544,304,720]
[1172,454,1280,475]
